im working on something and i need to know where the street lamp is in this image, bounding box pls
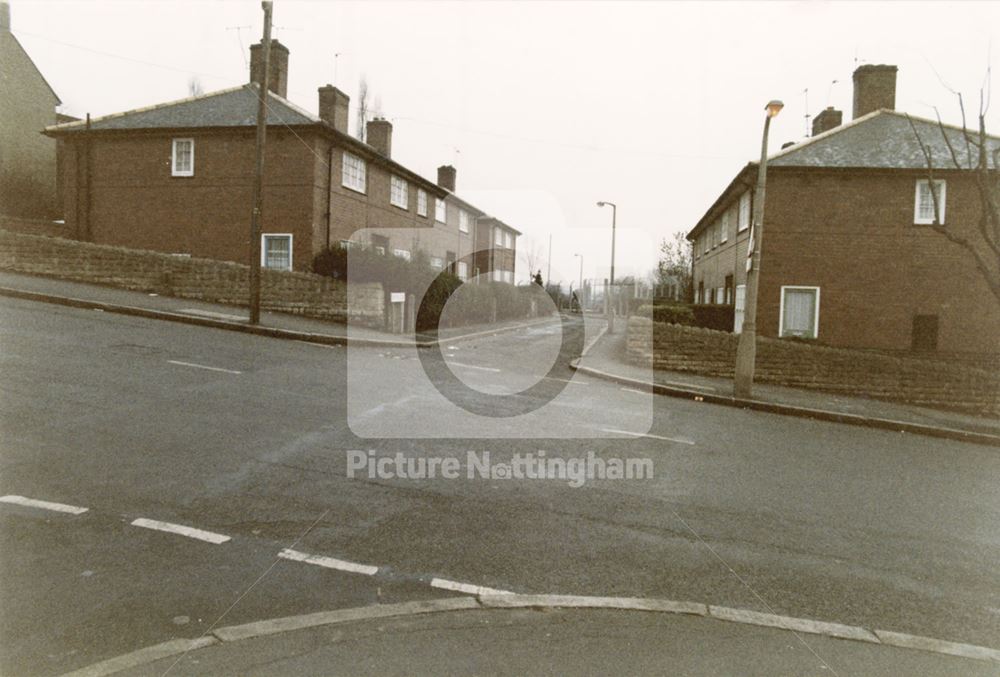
[733,99,783,399]
[573,253,584,311]
[596,201,617,331]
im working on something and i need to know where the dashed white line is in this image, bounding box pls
[167,360,242,375]
[600,428,696,445]
[620,387,649,395]
[446,362,502,373]
[278,548,380,576]
[0,495,88,515]
[130,518,231,544]
[430,578,514,596]
[543,376,587,386]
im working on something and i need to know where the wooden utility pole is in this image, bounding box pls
[249,1,273,325]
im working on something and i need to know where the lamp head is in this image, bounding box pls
[596,201,605,207]
[765,100,784,118]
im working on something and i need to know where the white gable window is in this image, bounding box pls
[342,152,366,193]
[171,138,194,176]
[738,192,751,232]
[390,176,408,209]
[435,198,446,223]
[261,234,292,271]
[494,227,503,246]
[780,286,820,339]
[914,179,946,225]
[721,210,730,243]
[459,209,471,233]
[504,232,513,249]
[417,189,428,217]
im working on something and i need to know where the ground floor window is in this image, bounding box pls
[779,286,820,338]
[457,261,468,280]
[734,285,746,333]
[262,234,292,271]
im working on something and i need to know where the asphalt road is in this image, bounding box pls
[1,296,999,675]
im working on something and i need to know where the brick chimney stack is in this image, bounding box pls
[437,165,456,192]
[318,85,350,134]
[852,64,897,119]
[366,118,392,157]
[812,107,843,136]
[249,39,290,98]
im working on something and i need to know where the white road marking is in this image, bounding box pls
[178,308,248,322]
[543,376,587,386]
[620,387,649,395]
[278,548,379,576]
[0,495,88,515]
[130,518,231,544]
[430,578,514,596]
[447,362,502,373]
[167,360,242,375]
[600,428,696,445]
[295,340,340,349]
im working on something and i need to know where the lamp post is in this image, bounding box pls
[734,99,783,399]
[573,253,583,311]
[596,201,617,331]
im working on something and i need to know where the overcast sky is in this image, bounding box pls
[11,1,1000,284]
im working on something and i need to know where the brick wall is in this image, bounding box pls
[0,214,73,238]
[627,316,1000,416]
[0,230,384,325]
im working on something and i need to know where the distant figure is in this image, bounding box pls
[533,270,543,286]
[571,290,580,312]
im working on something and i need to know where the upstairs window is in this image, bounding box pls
[459,209,471,233]
[390,176,408,209]
[393,248,411,261]
[417,189,428,217]
[504,232,513,249]
[171,138,194,176]
[914,179,946,225]
[342,152,366,193]
[435,198,446,223]
[738,192,751,232]
[494,227,503,246]
[721,210,730,243]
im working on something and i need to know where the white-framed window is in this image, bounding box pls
[779,286,820,339]
[734,285,746,333]
[393,248,411,261]
[342,152,366,193]
[914,179,946,225]
[504,232,512,249]
[417,189,428,217]
[339,239,357,250]
[738,192,751,232]
[457,261,468,280]
[504,270,514,283]
[430,256,444,270]
[494,227,503,246]
[459,209,470,233]
[493,269,503,281]
[435,198,446,223]
[390,176,408,209]
[374,245,386,255]
[715,287,724,304]
[261,234,292,271]
[703,232,710,253]
[171,138,194,176]
[721,210,730,243]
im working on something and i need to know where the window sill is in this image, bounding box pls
[390,202,409,211]
[342,184,366,195]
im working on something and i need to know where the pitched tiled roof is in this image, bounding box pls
[769,109,1000,169]
[44,84,317,132]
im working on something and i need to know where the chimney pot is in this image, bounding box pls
[437,165,456,192]
[249,39,290,98]
[852,64,897,119]
[319,85,350,134]
[812,106,843,136]
[367,118,392,157]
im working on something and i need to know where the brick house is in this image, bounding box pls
[0,1,61,219]
[43,40,518,282]
[688,64,1000,358]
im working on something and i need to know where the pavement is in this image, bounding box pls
[1,270,997,445]
[68,597,1000,677]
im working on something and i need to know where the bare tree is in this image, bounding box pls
[907,84,1000,306]
[656,231,693,301]
[355,75,370,141]
[518,237,545,283]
